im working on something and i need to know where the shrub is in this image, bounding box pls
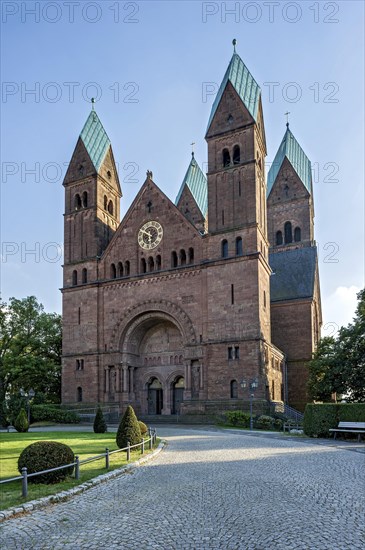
[30,404,80,424]
[338,403,365,422]
[14,408,29,432]
[116,405,142,449]
[224,411,251,428]
[93,405,107,433]
[18,441,74,484]
[138,421,148,436]
[256,415,274,430]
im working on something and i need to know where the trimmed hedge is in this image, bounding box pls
[224,411,251,428]
[18,441,74,484]
[30,405,80,424]
[138,421,148,436]
[303,403,365,437]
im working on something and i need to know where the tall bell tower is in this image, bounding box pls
[63,105,122,286]
[205,42,268,255]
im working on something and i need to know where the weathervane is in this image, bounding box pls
[285,111,290,127]
[191,141,195,156]
[232,38,237,53]
[91,97,95,111]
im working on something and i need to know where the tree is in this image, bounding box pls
[14,408,29,432]
[93,405,107,433]
[0,296,62,425]
[116,405,141,449]
[308,289,365,402]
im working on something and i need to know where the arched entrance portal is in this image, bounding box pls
[172,376,185,415]
[148,377,163,415]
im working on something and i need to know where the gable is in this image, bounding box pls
[101,177,203,272]
[63,137,97,185]
[267,157,311,205]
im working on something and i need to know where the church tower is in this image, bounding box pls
[63,106,122,287]
[267,124,322,410]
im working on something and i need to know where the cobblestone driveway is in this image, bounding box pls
[1,427,364,550]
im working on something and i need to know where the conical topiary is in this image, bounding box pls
[14,408,29,433]
[93,405,107,433]
[116,405,142,449]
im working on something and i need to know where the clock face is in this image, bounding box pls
[138,221,163,250]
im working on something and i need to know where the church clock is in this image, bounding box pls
[138,221,163,250]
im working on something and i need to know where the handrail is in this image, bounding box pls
[0,428,157,498]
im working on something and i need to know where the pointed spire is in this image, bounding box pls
[80,108,111,172]
[206,49,261,132]
[175,153,207,216]
[267,126,312,197]
[232,38,237,53]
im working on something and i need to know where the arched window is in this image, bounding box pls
[276,230,283,246]
[233,145,240,165]
[221,239,228,258]
[77,386,83,402]
[230,380,238,399]
[156,255,161,270]
[180,249,186,266]
[82,268,87,284]
[171,251,178,268]
[284,221,292,244]
[294,227,301,242]
[104,195,108,210]
[148,256,154,272]
[188,247,194,264]
[222,148,231,167]
[74,194,82,210]
[108,200,114,215]
[110,263,116,279]
[235,237,243,256]
[117,262,123,277]
[72,270,78,286]
[82,191,88,208]
[125,261,130,276]
[140,258,146,273]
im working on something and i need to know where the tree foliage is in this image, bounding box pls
[0,296,62,425]
[308,289,365,402]
[93,405,107,433]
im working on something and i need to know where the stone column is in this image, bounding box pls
[129,366,136,401]
[184,361,192,400]
[121,364,129,402]
[116,366,121,393]
[199,361,204,389]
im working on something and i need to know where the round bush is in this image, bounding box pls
[18,441,75,484]
[256,415,274,430]
[138,421,148,436]
[116,405,142,449]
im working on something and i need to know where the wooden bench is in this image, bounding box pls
[329,422,365,442]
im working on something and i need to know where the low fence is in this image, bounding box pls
[0,429,157,498]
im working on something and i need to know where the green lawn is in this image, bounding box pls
[0,431,158,510]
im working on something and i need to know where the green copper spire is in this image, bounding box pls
[80,108,111,172]
[206,48,261,132]
[175,153,208,216]
[267,126,312,197]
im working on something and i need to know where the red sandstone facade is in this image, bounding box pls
[61,52,321,414]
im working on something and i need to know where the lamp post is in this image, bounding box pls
[240,378,258,431]
[20,388,35,424]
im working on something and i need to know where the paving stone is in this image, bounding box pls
[1,427,364,550]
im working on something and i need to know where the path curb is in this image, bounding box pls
[0,440,166,522]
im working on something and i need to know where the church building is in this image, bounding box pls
[61,47,322,414]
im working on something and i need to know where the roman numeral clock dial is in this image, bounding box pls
[138,221,163,250]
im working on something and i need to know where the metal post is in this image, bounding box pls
[250,394,253,431]
[149,431,153,450]
[75,456,80,480]
[127,441,130,461]
[105,448,110,469]
[21,467,28,497]
[141,439,144,454]
[153,428,157,444]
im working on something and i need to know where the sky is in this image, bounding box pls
[1,0,364,335]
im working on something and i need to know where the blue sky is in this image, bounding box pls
[1,0,364,334]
